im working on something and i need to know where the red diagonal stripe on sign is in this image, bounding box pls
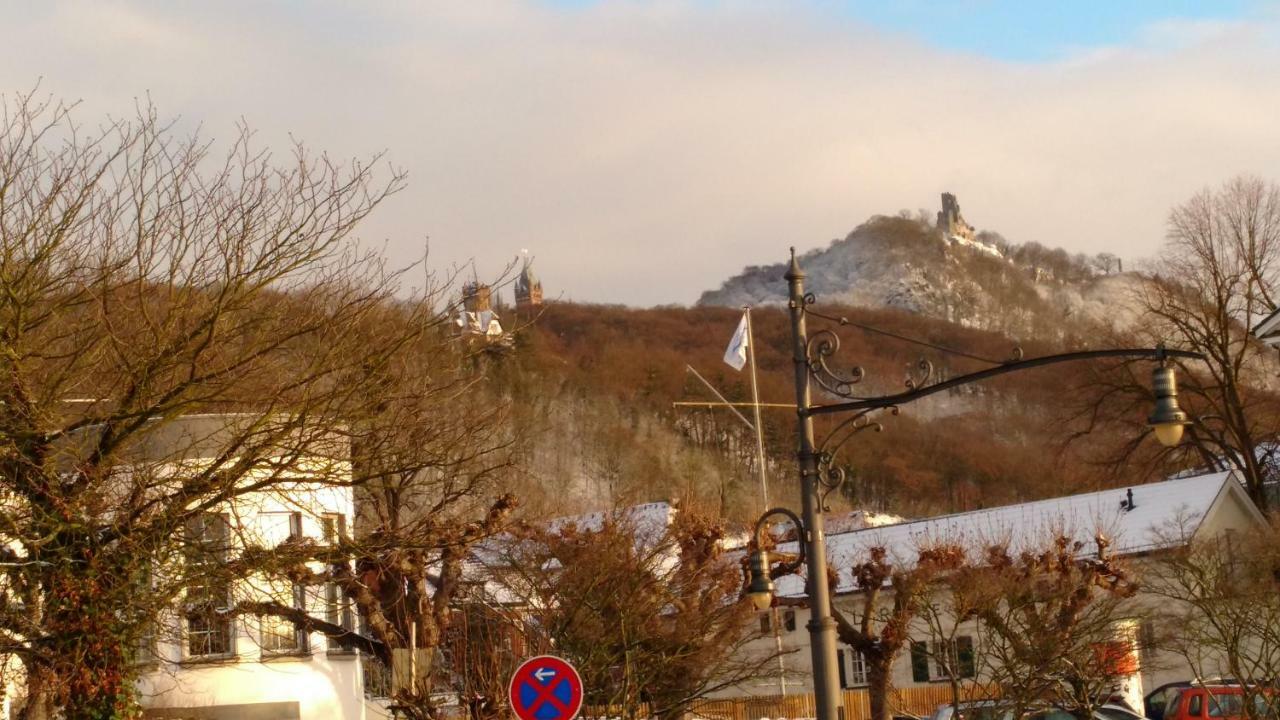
[526,675,571,716]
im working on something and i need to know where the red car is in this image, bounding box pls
[1163,686,1276,720]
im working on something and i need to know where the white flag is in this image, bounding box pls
[723,311,749,371]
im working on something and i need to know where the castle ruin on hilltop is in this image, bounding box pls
[936,192,976,242]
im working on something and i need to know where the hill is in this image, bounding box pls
[698,214,1143,340]
[502,300,1162,524]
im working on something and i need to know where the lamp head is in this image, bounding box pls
[1148,365,1190,447]
[747,549,775,611]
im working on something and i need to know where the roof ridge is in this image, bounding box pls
[824,470,1233,541]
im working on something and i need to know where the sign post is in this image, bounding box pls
[509,655,585,720]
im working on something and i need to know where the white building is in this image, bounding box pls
[723,471,1267,703]
[122,415,389,720]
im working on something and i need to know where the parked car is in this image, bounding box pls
[933,702,1149,720]
[1162,685,1275,720]
[1027,707,1150,720]
[930,701,1007,720]
[1147,683,1195,720]
[1147,680,1242,720]
[1099,703,1149,720]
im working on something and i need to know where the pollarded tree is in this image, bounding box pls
[829,544,968,720]
[959,535,1139,718]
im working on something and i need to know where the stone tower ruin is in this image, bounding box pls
[462,281,492,313]
[936,192,976,242]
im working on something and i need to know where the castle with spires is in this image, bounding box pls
[456,253,543,341]
[514,252,542,315]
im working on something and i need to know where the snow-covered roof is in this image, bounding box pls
[1252,306,1280,346]
[464,502,679,606]
[544,501,675,539]
[773,471,1250,598]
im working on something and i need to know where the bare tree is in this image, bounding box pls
[1067,176,1280,510]
[1146,521,1280,720]
[0,89,493,719]
[218,298,527,720]
[959,535,1139,718]
[489,508,773,720]
[829,544,968,720]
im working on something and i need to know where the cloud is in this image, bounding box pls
[5,0,1280,305]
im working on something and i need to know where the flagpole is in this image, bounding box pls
[745,307,788,697]
[745,307,769,509]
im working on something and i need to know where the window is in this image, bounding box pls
[1138,620,1157,668]
[321,513,345,545]
[1187,695,1203,718]
[260,582,308,655]
[783,609,796,632]
[135,623,157,665]
[1223,530,1240,578]
[134,565,157,665]
[319,513,355,652]
[1164,690,1184,720]
[837,649,868,688]
[910,641,930,683]
[911,637,976,682]
[325,580,355,652]
[931,637,976,680]
[259,511,303,546]
[760,613,773,635]
[1206,694,1243,718]
[185,513,234,658]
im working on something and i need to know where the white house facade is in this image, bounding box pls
[722,471,1268,703]
[118,415,389,720]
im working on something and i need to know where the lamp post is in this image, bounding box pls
[746,249,1201,720]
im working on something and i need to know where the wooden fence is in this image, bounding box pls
[584,684,997,720]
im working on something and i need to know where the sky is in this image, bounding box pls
[4,1,1280,306]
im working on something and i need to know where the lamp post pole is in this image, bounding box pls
[785,251,845,720]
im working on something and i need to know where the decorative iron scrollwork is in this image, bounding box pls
[813,408,896,509]
[806,329,868,400]
[904,357,934,390]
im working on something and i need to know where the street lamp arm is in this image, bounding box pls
[808,347,1206,417]
[752,506,808,570]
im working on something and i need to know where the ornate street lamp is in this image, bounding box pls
[747,249,1203,720]
[746,508,806,612]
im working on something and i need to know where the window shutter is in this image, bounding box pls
[837,649,847,689]
[910,641,931,683]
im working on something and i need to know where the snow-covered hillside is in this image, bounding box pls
[698,215,1141,338]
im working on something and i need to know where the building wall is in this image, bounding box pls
[717,483,1267,703]
[137,480,389,720]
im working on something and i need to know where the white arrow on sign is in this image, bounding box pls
[534,668,556,683]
